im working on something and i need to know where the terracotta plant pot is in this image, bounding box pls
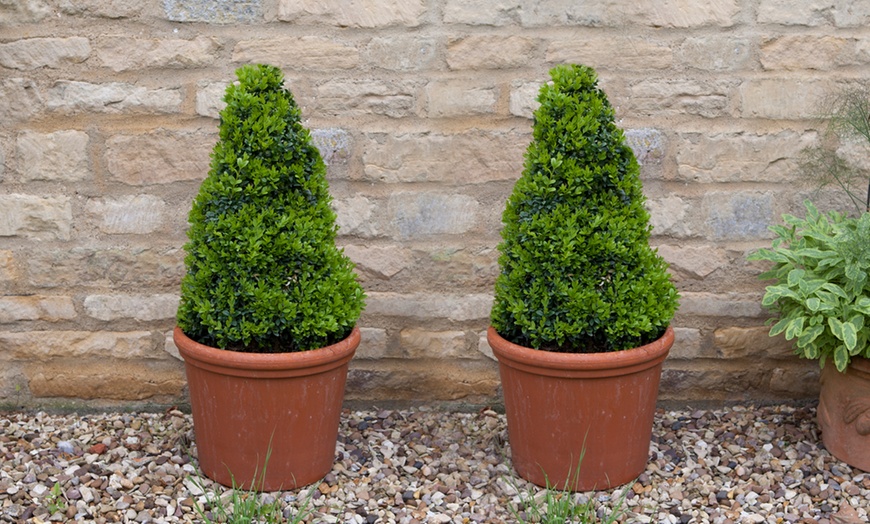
[488,326,674,491]
[174,326,359,491]
[818,357,870,472]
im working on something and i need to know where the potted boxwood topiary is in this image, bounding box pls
[748,87,870,471]
[174,64,365,491]
[488,64,679,491]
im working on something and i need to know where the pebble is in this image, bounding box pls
[1,405,869,523]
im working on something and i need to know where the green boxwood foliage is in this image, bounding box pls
[490,64,679,353]
[177,64,365,353]
[748,202,870,372]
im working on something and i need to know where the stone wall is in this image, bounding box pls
[2,0,867,408]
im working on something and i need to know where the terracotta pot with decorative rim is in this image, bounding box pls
[174,326,359,491]
[488,326,674,491]
[818,357,870,472]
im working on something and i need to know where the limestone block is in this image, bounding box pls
[647,195,693,237]
[233,37,359,70]
[740,79,826,120]
[714,326,794,359]
[761,36,857,70]
[310,128,352,167]
[16,130,90,182]
[277,0,425,27]
[769,365,819,395]
[668,328,706,360]
[2,331,155,360]
[0,0,50,24]
[195,81,228,118]
[56,0,145,18]
[447,36,539,70]
[0,296,76,323]
[0,37,91,70]
[676,131,816,183]
[659,365,767,400]
[478,330,495,360]
[656,244,728,279]
[0,78,41,124]
[163,330,181,360]
[342,244,413,279]
[45,81,182,115]
[509,81,542,118]
[333,195,379,237]
[84,294,179,321]
[629,78,735,118]
[546,38,672,70]
[363,36,438,71]
[757,0,832,26]
[832,0,870,27]
[624,128,666,168]
[362,131,525,184]
[26,360,185,400]
[0,251,16,283]
[629,0,740,28]
[314,79,418,118]
[679,292,765,318]
[442,0,517,26]
[24,246,184,289]
[704,191,774,241]
[365,292,493,322]
[400,329,468,358]
[388,192,478,239]
[96,35,220,71]
[354,328,390,359]
[163,0,262,23]
[85,195,166,234]
[425,81,497,118]
[105,130,212,185]
[678,36,752,71]
[0,194,71,241]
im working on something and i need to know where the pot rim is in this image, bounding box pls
[174,326,359,375]
[487,325,673,377]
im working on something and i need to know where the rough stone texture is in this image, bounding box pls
[1,331,156,360]
[0,0,51,23]
[362,132,524,184]
[365,292,493,322]
[678,36,752,71]
[105,130,212,185]
[509,80,542,118]
[363,36,438,71]
[647,196,693,238]
[546,38,672,70]
[668,327,706,360]
[388,193,479,239]
[95,36,220,71]
[314,79,418,118]
[26,360,185,400]
[85,195,166,234]
[277,0,426,27]
[629,78,735,118]
[760,35,864,71]
[16,130,90,182]
[740,79,826,119]
[447,36,539,70]
[0,251,16,284]
[343,245,413,279]
[676,131,816,183]
[56,0,145,18]
[163,0,262,23]
[333,196,379,238]
[354,327,390,359]
[23,246,184,289]
[714,326,795,359]
[679,293,765,319]
[45,81,183,114]
[0,78,41,124]
[232,38,359,70]
[426,81,498,117]
[0,195,72,241]
[0,37,90,70]
[195,81,227,118]
[704,191,775,241]
[657,245,728,279]
[399,329,469,358]
[0,296,76,323]
[757,0,832,26]
[84,294,179,321]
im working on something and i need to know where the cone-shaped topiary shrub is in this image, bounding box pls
[177,64,365,353]
[491,64,678,353]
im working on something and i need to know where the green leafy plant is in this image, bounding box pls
[491,64,678,352]
[748,201,870,371]
[177,64,364,353]
[45,481,67,515]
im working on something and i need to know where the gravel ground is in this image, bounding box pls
[1,404,868,524]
